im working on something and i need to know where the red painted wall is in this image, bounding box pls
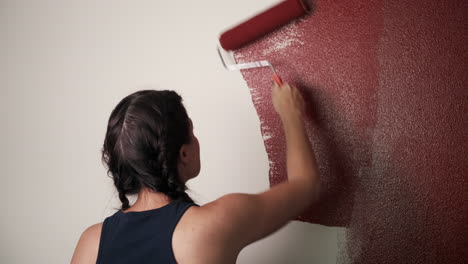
[234,0,468,262]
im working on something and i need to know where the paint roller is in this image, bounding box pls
[218,0,311,85]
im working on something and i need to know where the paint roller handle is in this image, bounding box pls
[273,74,283,86]
[271,65,283,86]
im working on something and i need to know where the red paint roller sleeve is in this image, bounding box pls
[220,0,310,51]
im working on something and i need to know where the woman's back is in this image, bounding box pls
[72,195,256,264]
[96,200,196,264]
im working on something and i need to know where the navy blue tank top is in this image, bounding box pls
[96,200,196,264]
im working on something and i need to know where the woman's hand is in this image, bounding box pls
[272,82,306,121]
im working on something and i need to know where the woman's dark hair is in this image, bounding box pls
[102,90,193,211]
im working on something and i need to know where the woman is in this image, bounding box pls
[71,83,320,263]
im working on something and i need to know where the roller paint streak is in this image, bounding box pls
[234,0,383,227]
[235,0,468,262]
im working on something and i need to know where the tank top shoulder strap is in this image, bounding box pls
[96,212,119,264]
[168,199,197,229]
[96,200,197,264]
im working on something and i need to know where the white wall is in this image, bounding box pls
[0,1,344,263]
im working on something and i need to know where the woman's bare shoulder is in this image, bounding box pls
[174,194,267,263]
[71,222,103,264]
[173,203,240,264]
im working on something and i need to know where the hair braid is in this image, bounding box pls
[155,131,194,203]
[118,189,130,211]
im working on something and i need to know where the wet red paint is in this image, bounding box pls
[234,0,468,262]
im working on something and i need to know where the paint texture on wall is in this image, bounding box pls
[234,0,468,263]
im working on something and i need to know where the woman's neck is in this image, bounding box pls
[124,188,171,212]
